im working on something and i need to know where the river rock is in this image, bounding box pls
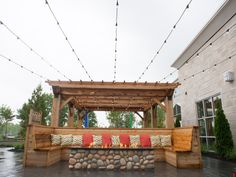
[133,155,139,163]
[98,150,105,155]
[146,155,154,160]
[74,153,81,159]
[94,154,100,159]
[74,163,82,169]
[101,155,106,160]
[91,163,97,168]
[88,154,93,159]
[107,155,113,159]
[87,164,91,169]
[97,159,104,167]
[82,161,88,168]
[127,161,132,169]
[114,155,121,160]
[69,165,74,169]
[120,166,126,170]
[69,158,76,165]
[107,164,114,170]
[120,158,126,166]
[143,160,149,165]
[133,166,139,169]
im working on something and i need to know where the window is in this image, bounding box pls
[196,94,221,152]
[173,104,181,127]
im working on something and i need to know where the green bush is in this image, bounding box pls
[225,149,236,160]
[174,115,181,127]
[14,144,24,150]
[214,100,234,159]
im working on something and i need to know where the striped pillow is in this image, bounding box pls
[72,135,83,146]
[61,134,72,146]
[111,136,120,147]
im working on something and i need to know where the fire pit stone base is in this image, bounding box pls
[69,148,155,170]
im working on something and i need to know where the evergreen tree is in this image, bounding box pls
[0,105,14,138]
[214,100,234,159]
[106,111,134,128]
[83,111,98,127]
[175,115,181,127]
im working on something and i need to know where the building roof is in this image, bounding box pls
[171,0,236,69]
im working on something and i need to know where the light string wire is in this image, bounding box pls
[0,20,70,81]
[179,52,236,83]
[45,0,92,81]
[0,54,48,81]
[137,0,193,82]
[114,0,119,81]
[160,22,236,82]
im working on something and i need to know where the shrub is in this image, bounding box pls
[14,144,24,150]
[214,100,234,159]
[174,115,181,127]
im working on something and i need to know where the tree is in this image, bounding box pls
[106,111,134,128]
[157,106,165,128]
[175,115,181,127]
[83,111,98,127]
[0,105,14,138]
[214,100,234,159]
[18,85,53,138]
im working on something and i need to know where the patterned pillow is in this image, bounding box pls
[160,135,172,147]
[61,134,72,146]
[111,135,120,147]
[130,135,140,148]
[150,135,161,147]
[51,134,61,146]
[72,135,83,146]
[93,135,102,147]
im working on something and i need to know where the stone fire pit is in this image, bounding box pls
[69,147,155,170]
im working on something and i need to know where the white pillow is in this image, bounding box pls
[61,134,72,146]
[150,135,161,147]
[72,135,83,146]
[160,135,172,147]
[51,134,61,146]
[111,135,120,147]
[130,135,140,147]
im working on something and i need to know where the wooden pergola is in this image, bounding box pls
[47,81,179,128]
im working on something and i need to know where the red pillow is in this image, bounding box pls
[102,133,111,147]
[83,133,93,147]
[140,134,151,147]
[119,134,130,147]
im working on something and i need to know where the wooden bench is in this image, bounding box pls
[164,127,202,168]
[34,134,61,151]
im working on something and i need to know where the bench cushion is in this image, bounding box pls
[140,134,151,147]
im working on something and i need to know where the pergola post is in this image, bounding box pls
[68,104,74,127]
[51,94,61,127]
[165,96,174,128]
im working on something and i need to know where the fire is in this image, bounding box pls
[119,143,127,148]
[88,142,93,148]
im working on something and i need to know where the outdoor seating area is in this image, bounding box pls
[24,124,202,169]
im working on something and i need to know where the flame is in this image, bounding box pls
[89,142,93,148]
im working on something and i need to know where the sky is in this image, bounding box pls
[0,0,226,126]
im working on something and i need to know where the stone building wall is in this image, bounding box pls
[173,15,236,147]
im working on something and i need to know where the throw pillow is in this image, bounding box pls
[102,133,111,147]
[150,135,161,147]
[72,135,83,146]
[140,134,151,147]
[111,135,120,147]
[51,134,61,146]
[61,134,72,146]
[130,135,140,148]
[83,133,93,147]
[160,135,172,147]
[93,135,102,147]
[119,134,130,147]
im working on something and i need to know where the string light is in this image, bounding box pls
[179,52,236,83]
[137,0,193,82]
[114,0,119,81]
[159,22,236,82]
[45,0,92,81]
[0,54,48,80]
[0,20,71,81]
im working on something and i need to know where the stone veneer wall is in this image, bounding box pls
[69,148,155,170]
